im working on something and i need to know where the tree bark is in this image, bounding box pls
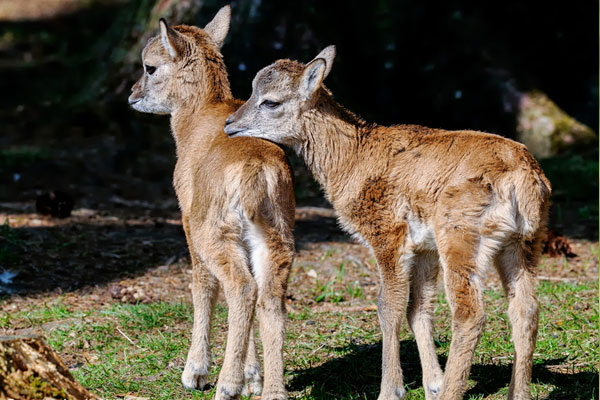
[0,335,99,400]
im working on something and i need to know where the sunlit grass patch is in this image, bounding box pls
[43,302,226,400]
[1,258,596,399]
[0,299,87,329]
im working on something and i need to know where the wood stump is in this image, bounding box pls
[0,335,99,400]
[516,90,597,158]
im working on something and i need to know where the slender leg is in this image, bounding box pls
[495,238,542,400]
[437,230,486,400]
[242,326,263,397]
[181,216,220,390]
[246,218,294,400]
[374,242,410,400]
[407,251,443,399]
[192,221,257,400]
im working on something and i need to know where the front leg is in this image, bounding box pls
[199,238,257,400]
[182,216,219,389]
[182,257,219,389]
[373,237,411,400]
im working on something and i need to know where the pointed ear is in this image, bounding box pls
[159,19,184,60]
[312,45,336,78]
[300,58,327,99]
[204,5,231,49]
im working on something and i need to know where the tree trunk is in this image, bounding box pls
[0,335,99,400]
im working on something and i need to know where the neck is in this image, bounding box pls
[298,91,370,204]
[170,58,233,148]
[170,87,233,153]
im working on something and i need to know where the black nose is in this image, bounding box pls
[225,117,234,126]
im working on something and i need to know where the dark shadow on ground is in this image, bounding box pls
[294,213,352,247]
[0,208,356,298]
[287,341,599,399]
[0,217,187,298]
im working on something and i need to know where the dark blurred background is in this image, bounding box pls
[0,0,598,237]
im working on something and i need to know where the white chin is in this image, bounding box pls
[130,100,170,115]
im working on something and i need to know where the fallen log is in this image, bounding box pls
[0,335,99,400]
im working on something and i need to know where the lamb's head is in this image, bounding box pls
[224,45,336,146]
[128,6,232,114]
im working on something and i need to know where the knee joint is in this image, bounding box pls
[226,280,257,303]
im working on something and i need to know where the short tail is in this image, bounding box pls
[512,165,552,239]
[240,160,295,239]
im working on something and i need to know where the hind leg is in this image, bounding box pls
[192,221,258,400]
[407,251,443,399]
[241,326,262,397]
[246,217,294,400]
[436,229,487,400]
[495,237,542,400]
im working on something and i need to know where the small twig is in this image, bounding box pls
[308,342,327,357]
[164,255,177,267]
[116,326,142,349]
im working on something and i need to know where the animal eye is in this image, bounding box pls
[260,100,281,109]
[145,65,157,75]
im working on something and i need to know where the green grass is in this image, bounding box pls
[311,263,364,303]
[1,279,597,399]
[0,299,84,329]
[42,302,224,400]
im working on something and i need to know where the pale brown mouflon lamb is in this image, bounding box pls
[224,46,551,400]
[129,7,295,400]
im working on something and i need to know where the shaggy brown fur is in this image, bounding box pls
[129,7,295,400]
[225,46,551,400]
